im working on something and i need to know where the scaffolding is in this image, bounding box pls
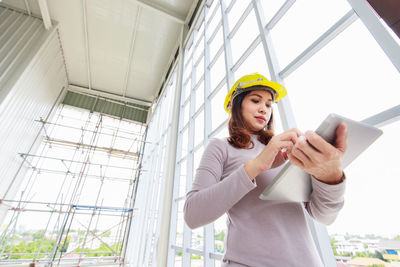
[0,104,147,266]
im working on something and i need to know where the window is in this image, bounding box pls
[230,9,259,64]
[210,85,229,132]
[271,0,352,69]
[167,0,400,266]
[210,55,226,92]
[284,20,400,130]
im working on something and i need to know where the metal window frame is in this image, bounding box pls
[163,0,400,266]
[347,0,400,73]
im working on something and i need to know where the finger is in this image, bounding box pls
[281,129,303,144]
[279,140,295,151]
[291,144,312,165]
[287,153,304,168]
[289,128,304,137]
[278,150,288,161]
[334,123,348,153]
[304,130,333,155]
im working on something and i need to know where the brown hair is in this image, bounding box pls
[227,89,274,149]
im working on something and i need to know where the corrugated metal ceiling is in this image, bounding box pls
[1,0,198,121]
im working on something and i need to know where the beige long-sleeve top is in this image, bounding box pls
[184,135,345,267]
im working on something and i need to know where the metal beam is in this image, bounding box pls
[347,0,400,73]
[232,35,261,73]
[123,7,141,97]
[23,0,31,16]
[82,0,92,91]
[19,153,141,171]
[228,0,252,39]
[279,10,358,79]
[220,0,234,89]
[37,0,52,29]
[134,0,185,24]
[362,104,400,127]
[164,25,185,267]
[252,0,296,129]
[266,0,295,30]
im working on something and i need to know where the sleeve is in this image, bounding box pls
[305,173,346,225]
[184,138,256,229]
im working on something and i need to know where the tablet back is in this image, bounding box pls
[258,113,383,202]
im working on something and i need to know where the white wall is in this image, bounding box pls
[0,6,68,224]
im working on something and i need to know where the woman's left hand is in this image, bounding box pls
[288,123,348,184]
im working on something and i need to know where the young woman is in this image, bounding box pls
[184,73,347,267]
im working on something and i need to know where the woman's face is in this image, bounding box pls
[241,90,273,132]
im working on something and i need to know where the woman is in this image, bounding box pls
[184,73,347,267]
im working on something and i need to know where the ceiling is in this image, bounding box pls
[2,0,199,106]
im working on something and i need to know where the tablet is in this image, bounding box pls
[258,113,383,202]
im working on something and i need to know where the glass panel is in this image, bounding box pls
[208,27,223,60]
[271,0,351,69]
[191,227,204,250]
[181,127,189,157]
[191,254,204,267]
[174,251,183,267]
[230,9,259,64]
[272,103,283,135]
[184,77,192,102]
[176,199,185,247]
[178,160,187,198]
[260,0,286,24]
[195,57,204,85]
[328,121,400,239]
[195,80,204,112]
[213,124,229,139]
[185,41,194,65]
[194,110,204,147]
[194,37,204,63]
[184,56,193,79]
[206,0,219,22]
[284,20,400,131]
[233,42,269,82]
[211,86,229,132]
[195,19,205,44]
[183,101,190,127]
[193,146,205,176]
[214,213,227,254]
[227,0,252,29]
[210,53,226,91]
[207,2,222,35]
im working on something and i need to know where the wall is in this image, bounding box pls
[0,5,68,224]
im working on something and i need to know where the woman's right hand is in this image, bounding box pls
[244,128,302,180]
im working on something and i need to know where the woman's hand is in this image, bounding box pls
[244,128,302,180]
[288,123,348,184]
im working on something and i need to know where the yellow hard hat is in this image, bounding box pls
[224,73,287,114]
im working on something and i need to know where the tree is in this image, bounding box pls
[215,230,225,241]
[330,238,338,256]
[370,251,387,262]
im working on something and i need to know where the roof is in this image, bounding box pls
[379,240,400,250]
[346,257,392,266]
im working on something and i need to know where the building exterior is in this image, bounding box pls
[380,240,400,261]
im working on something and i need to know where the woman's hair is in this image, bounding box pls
[227,89,274,149]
